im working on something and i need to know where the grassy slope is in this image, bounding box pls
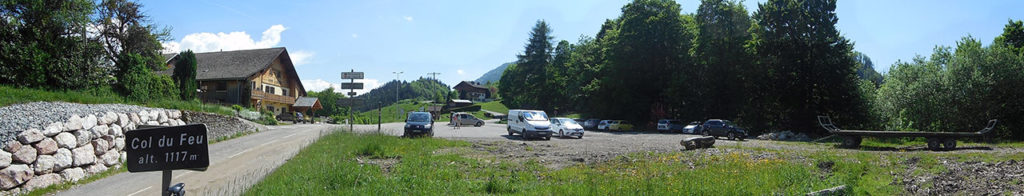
[246,132,1024,195]
[353,100,440,124]
[1,85,235,116]
[477,101,509,114]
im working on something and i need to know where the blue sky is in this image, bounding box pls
[144,0,1024,95]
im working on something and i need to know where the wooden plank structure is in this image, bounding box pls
[292,97,322,123]
[817,116,997,151]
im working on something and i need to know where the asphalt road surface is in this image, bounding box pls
[59,124,340,196]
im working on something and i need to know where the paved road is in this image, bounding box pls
[59,124,340,196]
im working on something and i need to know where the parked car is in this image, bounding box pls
[597,120,611,131]
[582,119,601,130]
[453,112,485,127]
[608,120,634,131]
[550,118,585,139]
[404,112,434,137]
[507,109,553,140]
[682,121,703,134]
[276,113,304,124]
[702,119,747,140]
[656,119,686,133]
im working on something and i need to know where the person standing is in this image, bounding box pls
[454,113,461,129]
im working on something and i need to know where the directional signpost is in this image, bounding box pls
[340,82,363,90]
[126,124,209,196]
[342,69,365,132]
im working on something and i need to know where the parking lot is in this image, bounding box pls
[350,119,768,168]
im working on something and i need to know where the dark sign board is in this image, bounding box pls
[125,124,210,172]
[341,82,364,90]
[341,72,364,79]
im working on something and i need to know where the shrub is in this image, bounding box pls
[232,105,245,112]
[239,110,260,121]
[172,50,197,100]
[254,111,278,125]
[120,53,179,101]
[329,115,347,124]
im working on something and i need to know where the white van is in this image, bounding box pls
[507,109,553,140]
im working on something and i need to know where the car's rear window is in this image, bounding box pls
[408,113,430,122]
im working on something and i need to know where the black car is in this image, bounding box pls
[702,119,747,140]
[275,113,304,124]
[404,112,434,137]
[582,119,601,130]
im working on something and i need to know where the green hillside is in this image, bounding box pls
[478,101,509,114]
[352,78,453,112]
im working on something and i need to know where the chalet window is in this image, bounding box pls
[216,82,227,91]
[265,86,276,94]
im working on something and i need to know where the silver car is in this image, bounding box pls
[453,112,485,127]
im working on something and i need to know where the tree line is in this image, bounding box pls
[1,0,196,102]
[306,77,455,119]
[499,0,1024,140]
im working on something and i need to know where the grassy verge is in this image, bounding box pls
[248,132,948,195]
[1,85,235,116]
[477,101,508,114]
[25,164,127,196]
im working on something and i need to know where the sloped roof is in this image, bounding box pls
[450,99,472,104]
[161,53,178,64]
[293,97,320,108]
[157,47,288,81]
[455,81,488,90]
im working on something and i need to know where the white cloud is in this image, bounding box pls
[351,33,359,38]
[301,78,381,97]
[403,16,414,22]
[161,24,287,53]
[302,79,339,92]
[290,50,314,66]
[456,69,465,75]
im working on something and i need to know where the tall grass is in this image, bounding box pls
[246,133,887,195]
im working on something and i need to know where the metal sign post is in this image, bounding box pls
[342,69,365,132]
[126,124,210,196]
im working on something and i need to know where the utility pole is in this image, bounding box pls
[392,71,403,119]
[392,71,403,102]
[427,72,441,102]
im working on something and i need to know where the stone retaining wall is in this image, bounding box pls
[0,109,186,194]
[182,111,266,141]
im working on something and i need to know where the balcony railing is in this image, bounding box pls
[252,91,296,105]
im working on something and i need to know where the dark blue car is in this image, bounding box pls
[404,112,434,137]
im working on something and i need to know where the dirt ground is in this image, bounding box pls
[431,124,1024,195]
[355,120,1024,194]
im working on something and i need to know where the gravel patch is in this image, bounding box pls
[0,102,165,142]
[901,158,1024,195]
